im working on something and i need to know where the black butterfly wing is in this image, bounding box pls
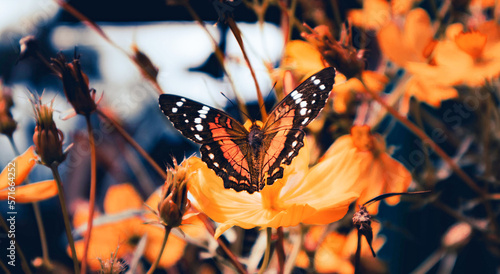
[159,94,259,193]
[260,67,336,185]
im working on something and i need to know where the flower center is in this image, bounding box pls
[260,179,285,213]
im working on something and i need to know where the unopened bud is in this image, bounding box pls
[158,159,189,228]
[30,93,65,166]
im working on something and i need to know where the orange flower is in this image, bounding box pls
[280,40,386,114]
[70,184,203,270]
[333,71,388,114]
[348,0,391,30]
[378,8,435,67]
[322,125,412,214]
[187,139,367,239]
[297,223,386,273]
[0,146,57,203]
[402,21,500,112]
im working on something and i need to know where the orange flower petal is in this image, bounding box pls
[455,31,487,59]
[142,225,187,268]
[282,40,326,80]
[104,184,144,214]
[188,139,361,239]
[0,146,37,189]
[72,201,102,228]
[0,179,57,203]
[69,218,140,270]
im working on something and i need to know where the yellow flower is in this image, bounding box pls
[187,139,366,239]
[0,146,57,203]
[322,126,412,214]
[70,184,203,270]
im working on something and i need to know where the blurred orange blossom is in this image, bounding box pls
[0,146,57,203]
[69,183,203,270]
[321,125,412,214]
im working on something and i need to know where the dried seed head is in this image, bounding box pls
[51,53,97,116]
[302,24,365,79]
[0,81,17,137]
[131,44,158,82]
[353,206,376,257]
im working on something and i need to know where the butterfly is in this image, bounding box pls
[159,67,335,193]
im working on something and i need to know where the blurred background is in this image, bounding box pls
[0,0,499,273]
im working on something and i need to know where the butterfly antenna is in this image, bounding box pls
[220,92,253,121]
[258,82,277,115]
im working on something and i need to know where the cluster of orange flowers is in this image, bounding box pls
[2,0,500,272]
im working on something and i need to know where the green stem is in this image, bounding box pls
[0,215,32,274]
[146,226,171,274]
[7,136,50,264]
[80,115,97,274]
[50,164,80,274]
[257,228,272,274]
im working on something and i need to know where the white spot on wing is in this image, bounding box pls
[209,153,214,160]
[198,109,208,115]
[313,79,321,85]
[292,91,302,100]
[302,117,309,125]
[300,108,307,115]
[295,98,302,104]
[319,84,326,90]
[194,134,203,141]
[196,125,204,131]
[200,114,207,119]
[288,151,294,157]
[202,106,210,111]
[292,140,298,147]
[176,101,183,107]
[172,107,178,113]
[214,162,219,167]
[311,75,316,80]
[181,98,186,102]
[300,101,307,108]
[195,118,202,123]
[312,100,316,104]
[185,119,189,123]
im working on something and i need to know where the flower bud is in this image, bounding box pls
[30,94,65,166]
[158,160,189,228]
[0,81,17,137]
[51,53,97,116]
[302,25,365,79]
